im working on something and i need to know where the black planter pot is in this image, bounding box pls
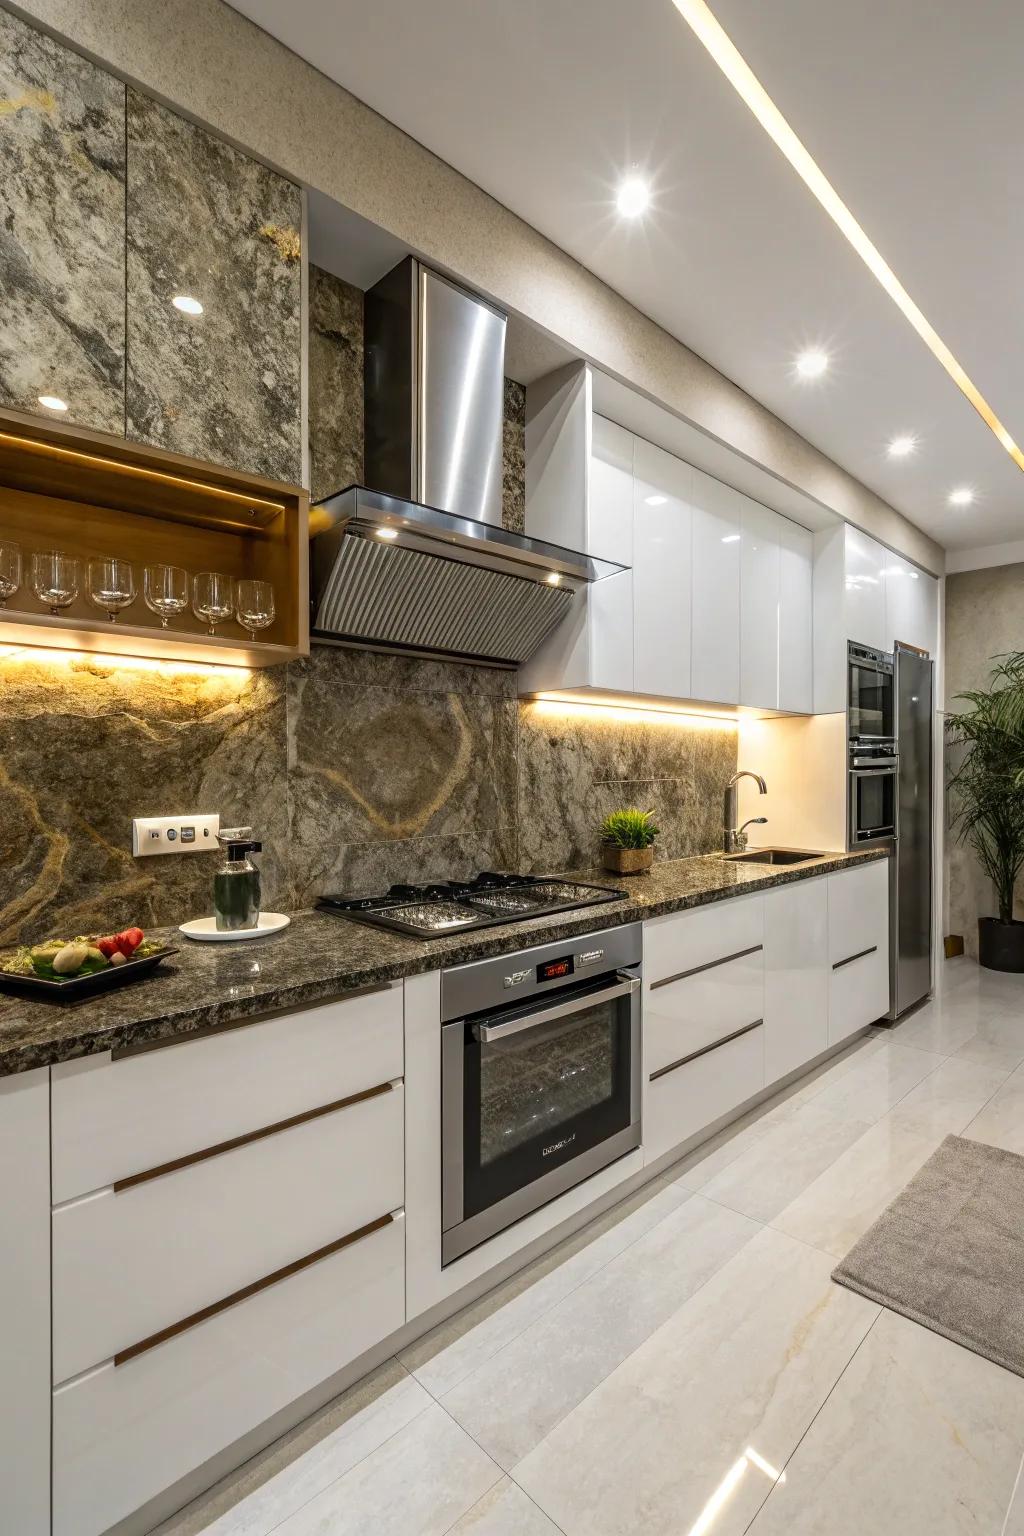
[978,917,1024,973]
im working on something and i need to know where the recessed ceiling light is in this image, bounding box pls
[616,175,651,219]
[644,494,667,507]
[949,488,974,507]
[172,295,204,315]
[887,435,917,458]
[795,350,828,380]
[670,0,1024,476]
[375,526,400,539]
[37,394,68,412]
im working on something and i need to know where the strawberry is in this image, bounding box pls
[113,927,144,957]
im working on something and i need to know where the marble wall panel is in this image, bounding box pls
[125,89,301,482]
[0,653,287,943]
[517,702,737,872]
[308,264,363,502]
[0,7,125,432]
[502,378,526,533]
[287,648,518,903]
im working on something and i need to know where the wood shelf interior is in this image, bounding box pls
[0,410,307,666]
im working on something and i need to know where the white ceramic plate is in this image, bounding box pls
[179,913,291,942]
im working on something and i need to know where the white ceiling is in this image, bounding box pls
[234,0,1024,552]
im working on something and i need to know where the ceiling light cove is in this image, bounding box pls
[887,435,917,459]
[616,175,651,219]
[172,295,204,315]
[949,488,974,507]
[670,0,1024,475]
[795,349,828,380]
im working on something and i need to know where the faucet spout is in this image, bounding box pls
[724,769,768,853]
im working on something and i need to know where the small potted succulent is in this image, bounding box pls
[599,808,659,875]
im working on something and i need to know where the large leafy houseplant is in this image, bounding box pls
[946,652,1024,968]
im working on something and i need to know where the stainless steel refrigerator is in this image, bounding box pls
[888,643,934,1019]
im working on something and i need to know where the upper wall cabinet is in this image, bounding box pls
[0,9,126,435]
[813,523,938,713]
[632,438,692,700]
[125,91,302,484]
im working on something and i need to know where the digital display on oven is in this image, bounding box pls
[536,955,574,983]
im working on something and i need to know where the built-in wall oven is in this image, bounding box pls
[848,641,895,742]
[441,923,641,1265]
[849,743,898,845]
[847,642,898,846]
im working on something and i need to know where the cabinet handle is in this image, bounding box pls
[114,1213,395,1366]
[649,1018,763,1081]
[649,944,763,990]
[832,945,877,972]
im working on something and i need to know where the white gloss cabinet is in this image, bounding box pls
[739,495,781,709]
[631,437,693,700]
[0,1067,50,1536]
[690,467,741,704]
[884,551,938,655]
[778,519,813,712]
[589,415,634,564]
[827,857,891,1043]
[763,877,829,1083]
[842,525,887,651]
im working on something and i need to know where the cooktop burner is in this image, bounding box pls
[317,871,626,938]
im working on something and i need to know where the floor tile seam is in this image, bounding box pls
[698,1116,876,1222]
[961,1072,1024,1142]
[257,1359,437,1536]
[418,1186,700,1401]
[429,1400,521,1514]
[441,1474,569,1536]
[738,1308,883,1535]
[488,1208,768,1477]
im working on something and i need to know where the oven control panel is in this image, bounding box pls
[537,955,574,984]
[441,922,642,1021]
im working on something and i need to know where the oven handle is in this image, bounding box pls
[472,974,640,1043]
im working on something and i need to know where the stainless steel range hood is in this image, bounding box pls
[309,257,622,668]
[310,486,620,667]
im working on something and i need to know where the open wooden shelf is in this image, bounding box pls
[0,407,308,668]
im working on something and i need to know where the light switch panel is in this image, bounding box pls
[132,813,220,857]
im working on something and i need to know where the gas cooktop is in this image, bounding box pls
[316,870,626,938]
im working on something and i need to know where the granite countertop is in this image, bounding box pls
[0,847,886,1077]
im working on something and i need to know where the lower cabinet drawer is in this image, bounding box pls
[53,1212,405,1536]
[52,1083,404,1385]
[643,1025,765,1166]
[828,947,889,1045]
[644,949,764,1077]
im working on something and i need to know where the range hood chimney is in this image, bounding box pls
[310,258,621,668]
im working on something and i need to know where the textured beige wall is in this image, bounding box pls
[10,0,942,575]
[944,563,1024,952]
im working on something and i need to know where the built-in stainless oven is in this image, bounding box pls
[440,923,641,1266]
[849,743,898,845]
[848,641,894,743]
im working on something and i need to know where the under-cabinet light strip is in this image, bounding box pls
[0,431,288,513]
[670,0,1024,474]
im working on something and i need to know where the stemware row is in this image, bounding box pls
[0,542,275,641]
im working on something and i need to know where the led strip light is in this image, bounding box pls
[671,0,1024,473]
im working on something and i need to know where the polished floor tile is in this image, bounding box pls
[963,1061,1024,1154]
[441,1195,757,1470]
[701,1100,873,1223]
[447,1478,562,1535]
[747,1310,1024,1535]
[513,1227,878,1536]
[887,1054,1008,1138]
[807,1041,944,1126]
[272,1403,500,1536]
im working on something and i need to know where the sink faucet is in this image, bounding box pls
[724,770,767,853]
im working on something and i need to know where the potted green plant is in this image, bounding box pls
[947,652,1024,971]
[599,808,659,876]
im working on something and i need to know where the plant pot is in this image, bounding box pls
[602,844,654,876]
[978,916,1024,972]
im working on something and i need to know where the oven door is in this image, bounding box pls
[848,652,894,740]
[441,972,640,1265]
[849,764,898,845]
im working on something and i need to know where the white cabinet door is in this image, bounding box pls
[763,878,829,1083]
[644,1025,764,1166]
[740,496,781,709]
[914,571,939,658]
[590,570,635,692]
[885,554,937,656]
[828,858,890,1043]
[632,438,692,699]
[778,519,813,712]
[589,415,633,564]
[843,525,886,650]
[691,468,741,704]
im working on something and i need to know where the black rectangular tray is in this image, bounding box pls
[0,946,178,1002]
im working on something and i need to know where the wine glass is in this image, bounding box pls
[88,557,136,622]
[235,578,275,642]
[31,550,79,615]
[192,571,234,636]
[144,564,189,628]
[0,541,21,608]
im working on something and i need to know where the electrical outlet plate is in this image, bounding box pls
[133,813,220,857]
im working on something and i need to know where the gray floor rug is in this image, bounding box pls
[833,1133,1024,1378]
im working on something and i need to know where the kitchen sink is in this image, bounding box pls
[723,848,825,865]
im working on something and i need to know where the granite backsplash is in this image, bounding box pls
[0,265,737,942]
